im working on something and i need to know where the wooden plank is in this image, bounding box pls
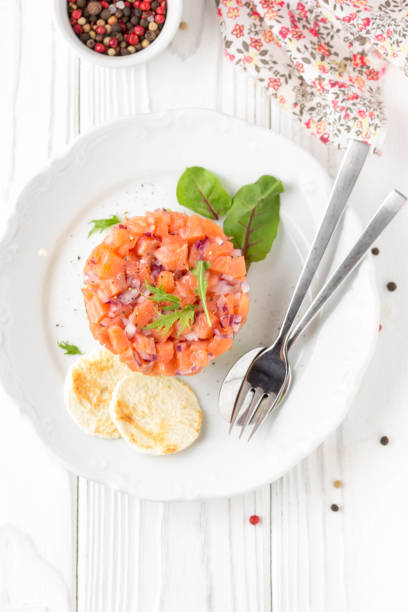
[0,1,78,609]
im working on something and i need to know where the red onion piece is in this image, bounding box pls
[215,236,224,245]
[150,261,163,280]
[231,248,242,257]
[117,287,140,305]
[241,280,250,293]
[128,277,141,291]
[184,332,199,342]
[175,365,199,375]
[125,322,136,339]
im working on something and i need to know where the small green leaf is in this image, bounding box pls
[88,215,122,237]
[223,175,283,266]
[176,167,232,220]
[57,341,82,355]
[191,261,211,326]
[144,305,196,337]
[145,281,181,310]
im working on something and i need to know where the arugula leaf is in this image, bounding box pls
[57,341,82,355]
[191,261,211,326]
[176,167,231,220]
[144,305,196,337]
[145,281,181,310]
[88,215,122,237]
[223,175,283,266]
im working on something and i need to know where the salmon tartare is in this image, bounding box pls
[83,210,249,375]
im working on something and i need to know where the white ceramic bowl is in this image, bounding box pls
[53,0,183,67]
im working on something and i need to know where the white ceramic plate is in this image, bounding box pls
[0,110,378,501]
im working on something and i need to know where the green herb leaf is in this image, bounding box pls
[191,261,211,326]
[57,341,82,355]
[88,215,122,237]
[144,305,196,337]
[223,175,283,266]
[145,281,181,310]
[176,167,232,220]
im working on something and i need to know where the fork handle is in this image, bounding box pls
[288,189,407,348]
[276,139,369,344]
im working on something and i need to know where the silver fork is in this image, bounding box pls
[244,188,407,440]
[228,138,370,435]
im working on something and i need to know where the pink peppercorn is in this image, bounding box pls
[140,1,151,9]
[96,25,107,35]
[133,25,145,35]
[95,43,106,53]
[155,14,165,23]
[156,5,166,14]
[128,33,139,45]
[71,9,82,19]
[249,515,260,525]
[109,37,118,47]
[74,24,83,34]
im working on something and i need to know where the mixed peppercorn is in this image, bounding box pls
[67,0,167,56]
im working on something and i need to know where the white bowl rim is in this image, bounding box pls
[53,0,183,68]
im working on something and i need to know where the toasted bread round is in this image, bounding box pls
[110,374,202,455]
[64,349,131,438]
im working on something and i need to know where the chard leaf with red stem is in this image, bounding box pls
[223,175,283,267]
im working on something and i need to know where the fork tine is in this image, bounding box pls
[238,387,266,439]
[228,379,252,433]
[247,391,284,441]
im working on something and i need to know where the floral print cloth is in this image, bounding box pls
[216,0,408,149]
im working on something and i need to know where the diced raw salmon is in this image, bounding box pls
[134,334,156,361]
[238,293,250,321]
[156,341,174,362]
[193,312,216,340]
[86,294,109,324]
[98,273,128,299]
[135,235,160,256]
[229,256,247,278]
[84,210,249,375]
[207,336,233,357]
[129,299,157,331]
[155,235,188,271]
[156,270,175,293]
[108,325,131,353]
[104,226,137,257]
[174,272,197,306]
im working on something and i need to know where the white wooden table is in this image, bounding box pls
[1,1,408,610]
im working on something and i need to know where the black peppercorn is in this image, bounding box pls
[140,18,148,27]
[80,32,90,42]
[386,281,397,291]
[371,247,379,255]
[145,30,157,41]
[120,48,129,55]
[86,38,96,48]
[151,0,159,7]
[380,435,389,446]
[330,504,339,512]
[100,8,111,19]
[77,0,86,7]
